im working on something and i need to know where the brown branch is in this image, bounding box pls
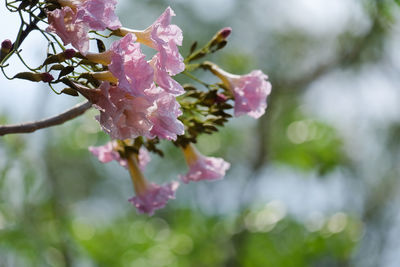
[0,101,92,136]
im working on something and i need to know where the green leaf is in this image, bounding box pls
[58,66,74,79]
[13,72,41,82]
[61,88,79,97]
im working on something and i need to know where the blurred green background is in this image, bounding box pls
[1,0,400,266]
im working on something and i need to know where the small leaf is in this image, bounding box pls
[57,66,74,79]
[49,64,65,71]
[61,88,79,96]
[13,72,41,82]
[211,40,227,53]
[190,51,207,61]
[96,39,106,53]
[190,41,198,54]
[42,54,62,66]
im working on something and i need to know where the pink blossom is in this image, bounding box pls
[89,141,127,167]
[180,144,230,183]
[145,85,184,141]
[47,0,120,54]
[76,0,121,31]
[108,34,154,96]
[129,181,179,215]
[230,70,272,118]
[119,7,185,95]
[93,82,154,140]
[207,63,272,119]
[150,54,184,95]
[47,7,90,54]
[89,142,151,171]
[126,154,179,215]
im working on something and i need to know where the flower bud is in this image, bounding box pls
[210,27,232,48]
[1,39,12,51]
[1,39,12,59]
[63,48,76,59]
[41,72,54,83]
[216,93,228,103]
[218,27,232,40]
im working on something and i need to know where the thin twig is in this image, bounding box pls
[0,101,92,136]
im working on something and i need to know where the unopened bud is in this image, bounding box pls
[41,72,54,82]
[1,39,12,59]
[64,49,76,59]
[211,27,232,47]
[1,39,12,51]
[216,93,228,103]
[218,27,232,40]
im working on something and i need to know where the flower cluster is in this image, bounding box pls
[5,0,272,215]
[47,0,121,55]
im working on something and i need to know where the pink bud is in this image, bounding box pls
[1,39,12,51]
[41,72,54,82]
[218,27,232,39]
[64,48,76,59]
[216,93,228,103]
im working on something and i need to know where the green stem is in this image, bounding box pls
[182,71,210,88]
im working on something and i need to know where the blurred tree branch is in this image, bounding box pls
[0,101,92,136]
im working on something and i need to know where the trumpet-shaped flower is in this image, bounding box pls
[89,141,127,167]
[93,82,154,140]
[87,34,155,96]
[127,154,179,215]
[47,0,120,54]
[129,181,179,215]
[108,34,154,96]
[145,86,184,141]
[180,143,230,183]
[88,82,184,141]
[89,142,151,171]
[206,62,271,119]
[47,7,90,54]
[75,0,121,31]
[118,7,185,95]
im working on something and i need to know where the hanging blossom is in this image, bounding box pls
[145,85,184,141]
[117,7,185,95]
[89,141,150,171]
[47,0,121,55]
[206,62,272,119]
[47,7,90,54]
[80,82,184,141]
[179,143,230,184]
[89,82,154,140]
[126,153,179,215]
[86,33,154,97]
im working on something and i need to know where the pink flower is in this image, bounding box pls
[230,70,271,118]
[118,7,185,95]
[76,0,121,31]
[126,154,179,215]
[89,142,151,171]
[47,0,120,54]
[82,82,184,141]
[145,85,184,141]
[108,34,155,96]
[138,147,151,171]
[129,181,179,215]
[150,54,184,95]
[180,144,230,183]
[89,141,127,167]
[47,7,90,54]
[207,63,272,119]
[92,82,154,140]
